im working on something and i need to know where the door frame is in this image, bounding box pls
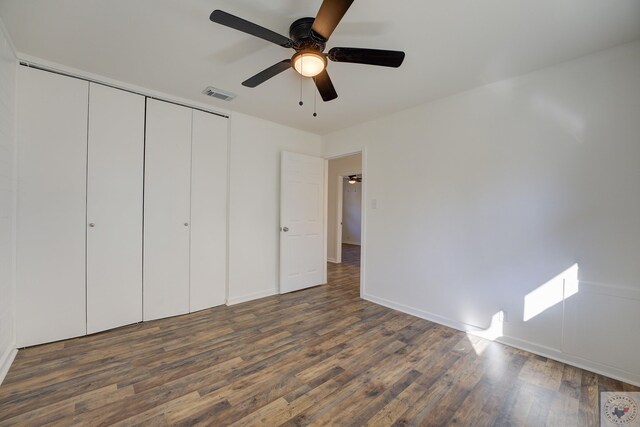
[325,149,366,297]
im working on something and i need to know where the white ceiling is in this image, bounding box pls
[1,0,639,135]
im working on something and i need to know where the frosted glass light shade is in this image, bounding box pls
[293,52,327,77]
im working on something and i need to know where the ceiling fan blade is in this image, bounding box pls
[328,47,405,67]
[314,70,338,102]
[242,60,292,88]
[311,0,354,41]
[210,10,293,48]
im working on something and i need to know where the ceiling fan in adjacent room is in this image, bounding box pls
[209,0,405,103]
[347,174,362,184]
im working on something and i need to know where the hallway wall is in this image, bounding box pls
[342,180,362,245]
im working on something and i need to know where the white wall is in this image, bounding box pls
[327,154,362,262]
[0,18,17,384]
[342,180,362,246]
[227,112,322,304]
[324,41,640,386]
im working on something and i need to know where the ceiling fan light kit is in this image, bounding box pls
[209,0,405,111]
[292,51,327,77]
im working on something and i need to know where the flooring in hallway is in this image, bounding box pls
[339,243,361,266]
[0,244,637,426]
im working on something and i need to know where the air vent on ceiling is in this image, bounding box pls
[202,86,236,101]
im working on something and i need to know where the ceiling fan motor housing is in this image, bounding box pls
[289,17,326,52]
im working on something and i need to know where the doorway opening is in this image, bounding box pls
[326,153,362,295]
[340,174,362,262]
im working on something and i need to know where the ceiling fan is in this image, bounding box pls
[209,0,405,102]
[347,174,362,184]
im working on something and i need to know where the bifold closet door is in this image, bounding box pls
[190,110,228,312]
[144,99,192,321]
[16,67,88,347]
[86,84,145,334]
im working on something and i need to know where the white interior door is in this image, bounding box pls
[144,99,192,321]
[280,151,325,293]
[16,67,88,347]
[190,110,228,312]
[86,83,145,334]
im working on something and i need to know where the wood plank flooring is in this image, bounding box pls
[1,244,638,426]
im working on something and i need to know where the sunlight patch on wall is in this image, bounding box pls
[469,310,505,341]
[467,310,505,355]
[523,263,579,322]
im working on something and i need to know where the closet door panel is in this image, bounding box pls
[86,83,145,334]
[143,99,192,321]
[16,67,88,347]
[190,110,228,311]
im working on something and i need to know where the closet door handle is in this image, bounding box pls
[184,222,189,227]
[89,223,95,228]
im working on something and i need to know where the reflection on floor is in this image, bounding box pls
[0,241,637,425]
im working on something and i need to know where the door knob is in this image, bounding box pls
[184,222,189,226]
[89,223,95,228]
[282,226,289,232]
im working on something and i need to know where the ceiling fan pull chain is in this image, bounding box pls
[313,81,318,117]
[299,56,304,106]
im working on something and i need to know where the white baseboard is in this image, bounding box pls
[499,336,640,387]
[363,293,475,332]
[0,343,17,386]
[226,288,278,306]
[362,292,640,388]
[327,257,339,264]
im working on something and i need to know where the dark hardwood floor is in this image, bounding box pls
[339,243,361,266]
[0,244,637,426]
